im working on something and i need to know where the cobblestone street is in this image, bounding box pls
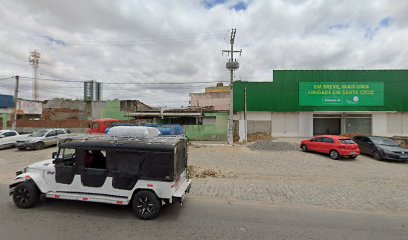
[188,140,408,215]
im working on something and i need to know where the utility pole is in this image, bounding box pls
[11,75,19,129]
[29,50,41,100]
[222,28,242,145]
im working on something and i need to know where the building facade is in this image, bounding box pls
[234,70,408,140]
[189,83,230,111]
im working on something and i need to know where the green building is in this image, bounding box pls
[233,70,408,139]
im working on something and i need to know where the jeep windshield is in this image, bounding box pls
[60,148,75,159]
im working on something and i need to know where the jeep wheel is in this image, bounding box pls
[13,181,40,209]
[133,190,161,220]
[329,150,340,160]
[34,142,45,150]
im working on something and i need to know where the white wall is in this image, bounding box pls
[235,112,300,140]
[372,112,387,136]
[271,113,299,137]
[386,113,408,136]
[235,111,408,140]
[299,112,313,137]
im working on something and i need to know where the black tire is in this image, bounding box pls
[13,181,40,209]
[329,150,340,160]
[301,144,308,152]
[132,190,161,220]
[349,155,357,159]
[34,142,45,150]
[373,150,383,160]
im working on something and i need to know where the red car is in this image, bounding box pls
[300,135,360,160]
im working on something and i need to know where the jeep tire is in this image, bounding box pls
[133,190,161,220]
[13,181,40,209]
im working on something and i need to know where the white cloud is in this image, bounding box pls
[0,0,407,107]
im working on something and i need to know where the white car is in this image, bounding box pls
[0,130,28,149]
[10,136,192,220]
[15,128,71,150]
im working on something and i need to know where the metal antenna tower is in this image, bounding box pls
[29,50,41,100]
[222,28,242,145]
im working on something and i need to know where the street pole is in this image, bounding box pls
[244,86,247,142]
[11,75,19,129]
[229,64,234,144]
[222,29,242,145]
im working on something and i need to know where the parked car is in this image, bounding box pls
[353,136,408,162]
[0,130,29,149]
[300,135,360,160]
[15,128,71,150]
[9,136,191,220]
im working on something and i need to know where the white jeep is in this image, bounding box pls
[9,137,192,220]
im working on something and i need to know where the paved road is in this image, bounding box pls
[1,143,407,239]
[0,189,407,240]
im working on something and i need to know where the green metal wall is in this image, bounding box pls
[234,70,408,112]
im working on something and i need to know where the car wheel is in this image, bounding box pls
[373,150,383,160]
[349,155,357,159]
[329,150,340,160]
[13,181,40,209]
[34,142,45,150]
[301,145,308,152]
[133,190,161,220]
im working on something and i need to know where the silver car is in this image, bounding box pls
[15,129,71,150]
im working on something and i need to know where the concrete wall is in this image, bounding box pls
[372,112,387,136]
[190,92,230,111]
[299,112,313,137]
[386,113,408,136]
[42,99,91,120]
[17,99,42,115]
[184,112,228,141]
[235,112,301,140]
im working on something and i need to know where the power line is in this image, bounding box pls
[0,76,13,81]
[18,76,228,85]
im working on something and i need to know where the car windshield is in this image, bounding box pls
[370,137,398,146]
[340,139,355,144]
[29,130,48,137]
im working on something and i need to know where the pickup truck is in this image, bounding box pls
[0,130,28,149]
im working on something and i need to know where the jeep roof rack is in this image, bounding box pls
[58,134,186,145]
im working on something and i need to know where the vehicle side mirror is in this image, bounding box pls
[52,152,57,159]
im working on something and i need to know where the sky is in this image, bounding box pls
[0,0,407,107]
